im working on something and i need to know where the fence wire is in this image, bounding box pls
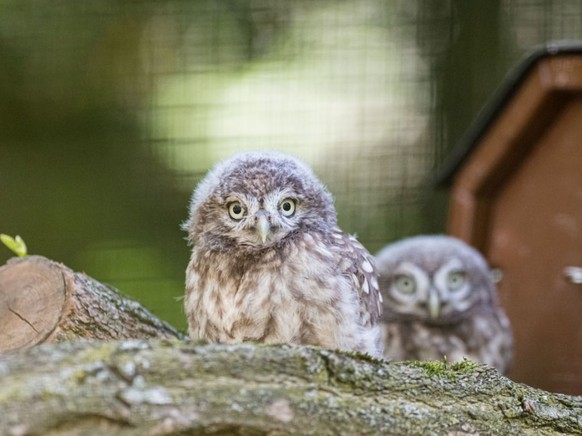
[1,0,581,327]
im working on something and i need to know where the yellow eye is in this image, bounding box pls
[228,201,245,220]
[395,274,416,295]
[279,198,296,217]
[447,271,466,291]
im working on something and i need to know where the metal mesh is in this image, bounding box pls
[1,0,581,328]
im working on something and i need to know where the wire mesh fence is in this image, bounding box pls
[1,0,581,328]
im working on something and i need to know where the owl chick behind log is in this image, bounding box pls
[376,235,513,373]
[183,151,383,358]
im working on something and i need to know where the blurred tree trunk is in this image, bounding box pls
[419,1,511,233]
[0,340,581,435]
[420,0,509,163]
[0,256,185,351]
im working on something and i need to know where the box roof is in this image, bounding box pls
[434,41,582,187]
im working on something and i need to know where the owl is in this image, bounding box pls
[375,235,512,373]
[183,151,383,358]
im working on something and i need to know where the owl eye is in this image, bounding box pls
[394,274,416,295]
[447,270,466,291]
[228,201,245,220]
[279,198,296,217]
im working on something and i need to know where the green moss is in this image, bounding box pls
[77,343,116,363]
[72,370,87,383]
[410,358,480,380]
[449,358,480,373]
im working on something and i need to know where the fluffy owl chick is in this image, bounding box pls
[376,235,512,373]
[184,151,383,358]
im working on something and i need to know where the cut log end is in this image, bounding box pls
[0,256,185,352]
[0,256,66,350]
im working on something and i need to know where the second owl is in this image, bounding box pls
[376,235,513,373]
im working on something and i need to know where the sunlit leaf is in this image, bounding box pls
[0,234,28,257]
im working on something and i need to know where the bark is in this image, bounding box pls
[0,256,185,351]
[0,340,581,435]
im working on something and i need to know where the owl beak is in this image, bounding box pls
[256,213,271,244]
[428,288,441,320]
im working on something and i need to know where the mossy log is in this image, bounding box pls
[0,256,185,351]
[0,340,581,435]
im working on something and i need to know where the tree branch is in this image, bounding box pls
[0,256,185,352]
[0,340,580,435]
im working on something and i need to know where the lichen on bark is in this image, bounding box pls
[0,340,581,435]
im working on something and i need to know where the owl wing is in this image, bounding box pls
[329,227,382,327]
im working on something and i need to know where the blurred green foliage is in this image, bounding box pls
[1,0,581,329]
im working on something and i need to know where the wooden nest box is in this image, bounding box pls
[438,43,582,395]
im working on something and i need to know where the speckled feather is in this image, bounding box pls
[376,235,513,373]
[184,151,383,358]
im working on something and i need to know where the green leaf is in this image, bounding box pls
[0,234,28,257]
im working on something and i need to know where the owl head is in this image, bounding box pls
[375,235,497,325]
[184,151,336,252]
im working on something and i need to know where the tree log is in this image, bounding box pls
[0,340,580,435]
[0,256,185,351]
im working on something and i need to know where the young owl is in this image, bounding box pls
[375,235,513,373]
[183,151,383,358]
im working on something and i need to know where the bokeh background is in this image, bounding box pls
[1,0,581,330]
